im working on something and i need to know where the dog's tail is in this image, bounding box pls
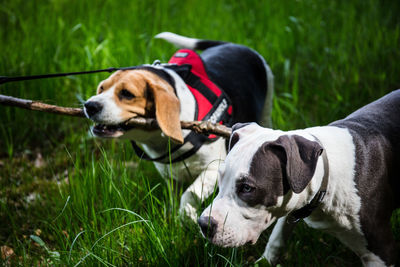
[155,32,226,50]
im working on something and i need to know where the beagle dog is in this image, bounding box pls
[198,90,400,266]
[84,32,274,220]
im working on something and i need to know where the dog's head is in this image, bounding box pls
[198,123,323,247]
[84,69,183,143]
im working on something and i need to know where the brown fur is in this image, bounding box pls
[97,70,183,143]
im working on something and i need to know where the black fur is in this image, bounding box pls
[147,43,269,125]
[137,66,176,89]
[194,40,227,50]
[331,89,400,265]
[200,44,268,124]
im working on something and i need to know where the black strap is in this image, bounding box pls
[0,60,231,163]
[131,131,208,164]
[184,72,218,103]
[166,134,206,163]
[0,66,141,85]
[286,135,329,224]
[131,139,183,162]
[164,64,192,80]
[131,93,232,163]
[131,63,233,164]
[165,64,218,104]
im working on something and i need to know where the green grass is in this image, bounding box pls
[0,0,399,266]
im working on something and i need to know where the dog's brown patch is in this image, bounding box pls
[97,70,183,143]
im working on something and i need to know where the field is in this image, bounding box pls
[1,0,400,266]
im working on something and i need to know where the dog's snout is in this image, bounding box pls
[84,101,103,117]
[198,216,218,239]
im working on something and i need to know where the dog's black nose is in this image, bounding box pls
[198,216,218,239]
[84,101,103,117]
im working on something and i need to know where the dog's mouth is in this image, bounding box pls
[92,123,134,138]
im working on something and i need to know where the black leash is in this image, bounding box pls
[0,66,141,85]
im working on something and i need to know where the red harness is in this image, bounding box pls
[169,49,233,131]
[131,49,234,163]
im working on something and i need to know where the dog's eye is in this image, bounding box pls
[119,89,135,100]
[239,184,255,194]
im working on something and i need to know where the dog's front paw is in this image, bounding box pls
[178,202,198,222]
[261,245,282,266]
[179,191,199,222]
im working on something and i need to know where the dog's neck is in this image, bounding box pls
[280,126,360,221]
[278,147,327,215]
[285,135,329,224]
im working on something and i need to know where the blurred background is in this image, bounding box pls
[0,0,399,266]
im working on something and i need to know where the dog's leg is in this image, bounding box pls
[359,252,390,267]
[335,235,389,267]
[261,216,296,265]
[179,161,221,221]
[331,222,395,267]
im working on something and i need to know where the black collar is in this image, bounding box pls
[286,135,329,224]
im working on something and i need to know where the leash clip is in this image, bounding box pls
[152,59,161,66]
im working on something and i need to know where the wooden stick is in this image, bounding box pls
[0,94,85,117]
[0,94,232,138]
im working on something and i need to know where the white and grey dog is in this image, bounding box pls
[199,90,400,266]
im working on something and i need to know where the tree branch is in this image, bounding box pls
[0,94,232,138]
[0,94,85,117]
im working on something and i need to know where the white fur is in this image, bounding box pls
[262,216,291,264]
[161,67,196,121]
[85,33,273,224]
[83,57,227,222]
[85,86,124,124]
[155,31,275,128]
[122,65,198,159]
[200,123,384,266]
[201,129,283,246]
[360,253,387,267]
[155,32,198,50]
[88,63,228,221]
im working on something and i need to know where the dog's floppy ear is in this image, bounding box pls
[228,122,259,151]
[231,122,253,132]
[228,132,240,152]
[267,135,323,194]
[228,123,248,151]
[145,74,183,144]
